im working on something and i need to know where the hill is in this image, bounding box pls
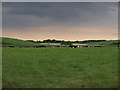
[1,37,42,47]
[78,40,119,45]
[1,37,119,47]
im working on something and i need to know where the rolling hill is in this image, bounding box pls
[1,37,119,47]
[79,40,119,45]
[1,37,41,46]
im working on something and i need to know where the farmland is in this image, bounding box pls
[2,47,118,88]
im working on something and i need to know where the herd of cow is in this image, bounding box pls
[2,45,104,48]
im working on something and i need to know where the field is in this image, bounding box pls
[2,47,118,88]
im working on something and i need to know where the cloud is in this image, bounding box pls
[2,0,119,2]
[2,2,118,29]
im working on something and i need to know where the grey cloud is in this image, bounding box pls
[2,2,118,29]
[2,0,119,2]
[3,2,117,18]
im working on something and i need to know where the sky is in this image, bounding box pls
[2,2,118,41]
[2,0,119,2]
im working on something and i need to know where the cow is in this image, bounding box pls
[69,45,77,48]
[9,46,14,48]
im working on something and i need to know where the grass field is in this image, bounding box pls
[2,47,118,88]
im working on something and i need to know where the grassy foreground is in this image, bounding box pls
[2,47,118,88]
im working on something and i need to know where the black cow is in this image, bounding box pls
[9,46,14,48]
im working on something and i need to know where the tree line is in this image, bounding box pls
[27,39,106,43]
[27,39,107,45]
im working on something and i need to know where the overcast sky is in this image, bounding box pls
[2,2,118,41]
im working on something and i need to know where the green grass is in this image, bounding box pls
[2,47,118,88]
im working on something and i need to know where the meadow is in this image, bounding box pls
[2,47,118,88]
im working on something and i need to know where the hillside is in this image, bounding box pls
[2,37,41,46]
[1,37,119,47]
[79,40,119,45]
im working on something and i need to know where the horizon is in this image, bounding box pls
[1,37,119,42]
[2,2,118,41]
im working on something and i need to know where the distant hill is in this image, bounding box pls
[1,37,119,47]
[1,37,42,46]
[78,40,119,45]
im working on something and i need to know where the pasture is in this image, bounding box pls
[2,47,118,88]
